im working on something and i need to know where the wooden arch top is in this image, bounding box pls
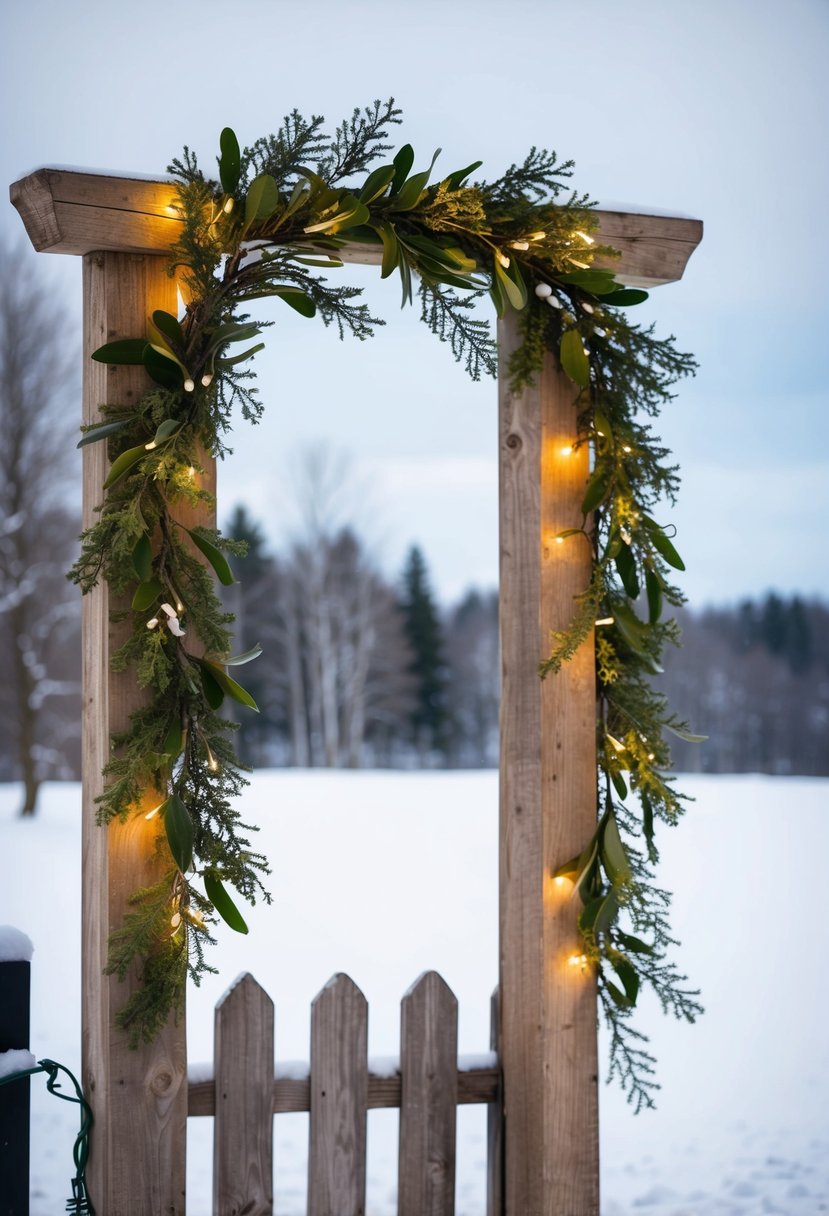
[11,167,702,288]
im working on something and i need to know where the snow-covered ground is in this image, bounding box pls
[1,771,827,1215]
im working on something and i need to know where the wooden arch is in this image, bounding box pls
[11,165,701,1216]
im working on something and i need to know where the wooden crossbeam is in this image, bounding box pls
[11,167,702,287]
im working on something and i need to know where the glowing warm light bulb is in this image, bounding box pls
[145,803,163,821]
[204,740,219,773]
[170,912,182,930]
[187,466,196,479]
[176,601,184,614]
[144,440,158,451]
[496,250,511,268]
[575,230,595,245]
[648,752,656,762]
[622,445,632,454]
[554,875,569,889]
[568,952,588,969]
[223,197,234,214]
[560,444,573,457]
[569,258,589,270]
[555,536,565,546]
[595,617,615,626]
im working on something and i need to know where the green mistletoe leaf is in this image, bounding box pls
[559,329,590,387]
[103,443,148,489]
[184,528,235,586]
[163,793,193,874]
[132,534,153,582]
[219,127,241,195]
[91,338,148,365]
[77,418,131,448]
[204,872,249,934]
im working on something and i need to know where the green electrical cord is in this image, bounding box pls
[0,1058,93,1215]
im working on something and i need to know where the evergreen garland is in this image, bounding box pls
[72,100,701,1102]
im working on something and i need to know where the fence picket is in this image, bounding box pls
[398,971,458,1216]
[308,973,368,1216]
[213,972,274,1216]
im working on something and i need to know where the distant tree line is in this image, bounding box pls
[2,480,827,808]
[660,595,829,775]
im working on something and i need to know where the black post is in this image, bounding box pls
[0,959,31,1216]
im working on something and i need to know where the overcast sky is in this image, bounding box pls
[2,0,827,606]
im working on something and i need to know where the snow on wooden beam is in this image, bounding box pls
[10,168,702,287]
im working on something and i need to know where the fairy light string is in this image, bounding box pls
[0,1059,94,1215]
[70,101,702,1103]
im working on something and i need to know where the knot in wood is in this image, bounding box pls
[150,1068,173,1096]
[505,433,522,451]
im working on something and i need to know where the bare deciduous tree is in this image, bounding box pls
[0,239,80,813]
[229,447,413,768]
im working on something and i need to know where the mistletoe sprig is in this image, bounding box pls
[71,100,701,1100]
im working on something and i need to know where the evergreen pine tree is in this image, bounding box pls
[226,504,269,583]
[785,596,812,674]
[399,546,449,758]
[736,599,759,653]
[761,592,787,655]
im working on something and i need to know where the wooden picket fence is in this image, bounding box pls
[187,971,503,1216]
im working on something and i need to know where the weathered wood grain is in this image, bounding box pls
[82,253,189,1215]
[308,974,368,1216]
[398,971,458,1216]
[11,168,702,286]
[498,314,600,1215]
[213,974,274,1216]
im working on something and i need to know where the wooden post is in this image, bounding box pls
[498,320,600,1215]
[82,252,198,1214]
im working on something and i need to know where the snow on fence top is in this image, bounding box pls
[0,925,34,962]
[0,1049,37,1079]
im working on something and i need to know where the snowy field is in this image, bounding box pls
[1,771,827,1215]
